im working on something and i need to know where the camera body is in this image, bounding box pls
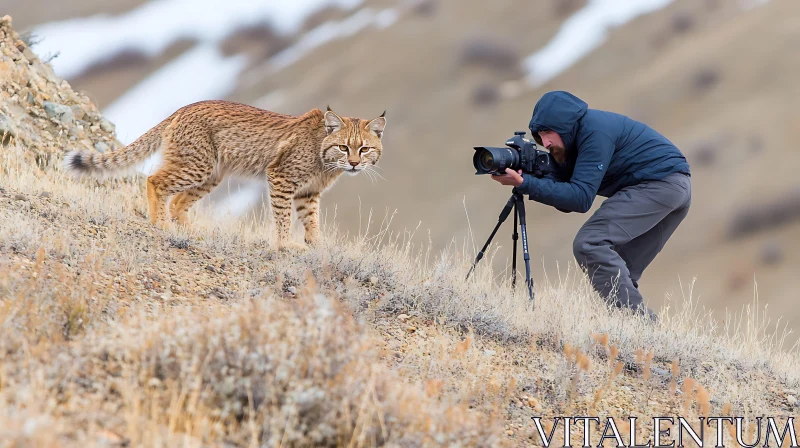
[473,131,554,178]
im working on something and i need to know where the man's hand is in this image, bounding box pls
[491,168,524,187]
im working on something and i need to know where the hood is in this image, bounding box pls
[528,91,588,151]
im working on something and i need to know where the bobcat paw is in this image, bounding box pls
[277,240,308,252]
[154,219,173,231]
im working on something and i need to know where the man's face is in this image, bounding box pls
[538,130,566,163]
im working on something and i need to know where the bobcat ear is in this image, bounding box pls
[324,110,343,135]
[367,114,386,139]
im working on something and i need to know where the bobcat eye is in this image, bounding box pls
[360,147,373,154]
[337,145,349,153]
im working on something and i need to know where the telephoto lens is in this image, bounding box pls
[473,146,519,175]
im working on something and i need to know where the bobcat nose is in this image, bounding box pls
[349,161,359,167]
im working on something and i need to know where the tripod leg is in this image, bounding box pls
[512,203,518,288]
[466,195,516,280]
[514,191,535,302]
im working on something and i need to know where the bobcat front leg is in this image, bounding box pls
[294,192,321,245]
[267,168,304,250]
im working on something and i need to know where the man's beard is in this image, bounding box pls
[548,145,566,164]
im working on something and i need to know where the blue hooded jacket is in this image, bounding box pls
[519,91,690,213]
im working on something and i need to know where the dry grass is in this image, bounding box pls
[1,268,500,446]
[1,143,799,446]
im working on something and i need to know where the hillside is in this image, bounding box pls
[224,0,800,338]
[9,0,800,338]
[2,14,800,447]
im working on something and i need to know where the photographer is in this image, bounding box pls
[492,91,691,321]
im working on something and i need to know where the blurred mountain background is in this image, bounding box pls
[6,0,800,340]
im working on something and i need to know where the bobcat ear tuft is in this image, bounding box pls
[324,110,344,136]
[380,110,386,118]
[327,105,332,112]
[367,115,386,139]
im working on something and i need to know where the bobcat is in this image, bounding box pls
[63,100,387,249]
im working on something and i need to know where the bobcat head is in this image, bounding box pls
[321,107,386,177]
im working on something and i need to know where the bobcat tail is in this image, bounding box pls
[63,120,168,178]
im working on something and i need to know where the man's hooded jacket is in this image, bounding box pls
[521,91,690,213]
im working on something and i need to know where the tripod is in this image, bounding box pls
[466,187,534,302]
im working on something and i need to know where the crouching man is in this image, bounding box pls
[492,91,691,321]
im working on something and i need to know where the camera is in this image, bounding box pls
[473,131,553,178]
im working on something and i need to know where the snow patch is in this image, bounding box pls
[269,8,398,73]
[524,0,676,88]
[209,180,266,219]
[32,0,364,79]
[135,149,165,177]
[103,44,248,145]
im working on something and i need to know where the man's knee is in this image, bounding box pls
[572,232,593,265]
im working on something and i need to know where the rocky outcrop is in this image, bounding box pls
[0,15,122,167]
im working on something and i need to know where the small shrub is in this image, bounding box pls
[727,189,800,239]
[691,67,721,93]
[459,36,520,73]
[85,274,502,446]
[671,11,695,34]
[78,48,150,77]
[299,5,345,32]
[18,30,42,48]
[219,22,288,59]
[168,236,191,250]
[690,138,724,167]
[410,0,439,16]
[760,242,784,265]
[552,0,585,18]
[472,82,500,106]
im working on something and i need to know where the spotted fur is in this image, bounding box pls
[62,100,387,249]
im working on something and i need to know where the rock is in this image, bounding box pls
[22,47,37,62]
[40,64,58,84]
[287,286,297,294]
[13,194,27,201]
[43,101,74,126]
[0,113,16,139]
[99,118,115,133]
[26,90,34,105]
[397,313,410,321]
[788,395,797,406]
[39,191,51,198]
[98,429,125,445]
[70,105,85,121]
[369,276,378,285]
[94,141,110,152]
